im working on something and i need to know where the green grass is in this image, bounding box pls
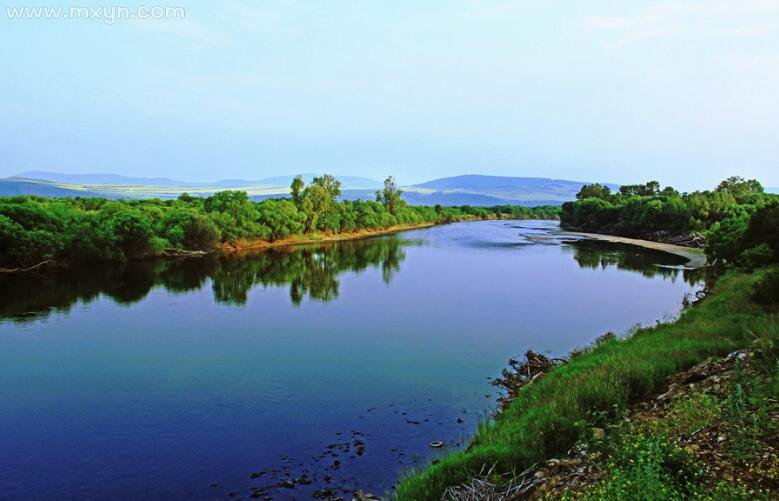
[575,351,778,499]
[395,267,779,500]
[571,426,771,500]
[722,360,777,462]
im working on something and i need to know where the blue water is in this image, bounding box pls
[0,221,702,499]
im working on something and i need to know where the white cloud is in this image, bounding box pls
[579,1,779,46]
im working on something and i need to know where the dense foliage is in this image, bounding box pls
[0,175,560,267]
[561,176,778,265]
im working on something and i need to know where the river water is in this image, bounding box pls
[0,220,702,499]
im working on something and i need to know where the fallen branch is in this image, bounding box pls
[491,350,567,411]
[0,260,56,273]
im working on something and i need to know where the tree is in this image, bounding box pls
[256,199,306,240]
[619,181,661,197]
[715,176,763,202]
[158,207,221,250]
[299,174,342,233]
[311,174,341,199]
[109,209,154,258]
[290,175,305,208]
[576,184,612,201]
[377,176,404,215]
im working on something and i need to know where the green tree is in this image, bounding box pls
[312,174,342,199]
[716,176,764,202]
[576,183,612,201]
[290,175,305,208]
[109,210,154,259]
[377,176,404,215]
[300,174,342,232]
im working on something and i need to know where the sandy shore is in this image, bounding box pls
[562,231,708,268]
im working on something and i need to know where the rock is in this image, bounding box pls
[313,488,335,499]
[429,441,445,449]
[352,491,381,501]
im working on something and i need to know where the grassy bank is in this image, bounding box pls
[558,347,778,499]
[396,267,778,500]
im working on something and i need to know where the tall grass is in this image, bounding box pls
[395,268,778,500]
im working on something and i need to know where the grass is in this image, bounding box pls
[570,426,772,500]
[722,360,777,462]
[395,267,779,500]
[572,351,778,499]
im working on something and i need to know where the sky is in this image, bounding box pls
[1,0,777,189]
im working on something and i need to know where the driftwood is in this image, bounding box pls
[0,259,56,273]
[490,350,567,411]
[443,463,541,500]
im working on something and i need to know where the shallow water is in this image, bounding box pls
[0,220,702,499]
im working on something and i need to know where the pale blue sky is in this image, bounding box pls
[1,1,777,189]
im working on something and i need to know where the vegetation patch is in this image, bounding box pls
[0,174,560,269]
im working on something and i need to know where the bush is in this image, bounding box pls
[753,270,779,309]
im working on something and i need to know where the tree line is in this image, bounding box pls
[560,176,779,266]
[0,174,561,267]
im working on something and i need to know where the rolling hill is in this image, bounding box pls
[15,171,383,190]
[409,174,620,203]
[1,171,620,206]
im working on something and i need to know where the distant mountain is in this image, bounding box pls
[0,178,110,198]
[1,172,616,206]
[16,171,198,187]
[411,174,619,202]
[13,171,382,190]
[257,174,382,190]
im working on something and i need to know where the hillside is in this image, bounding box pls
[409,174,620,203]
[16,171,198,187]
[0,178,109,198]
[1,171,617,206]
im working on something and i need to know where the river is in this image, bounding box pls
[0,220,703,499]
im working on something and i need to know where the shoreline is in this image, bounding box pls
[219,221,440,254]
[395,268,774,500]
[561,230,708,268]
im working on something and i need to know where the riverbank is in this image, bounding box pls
[0,216,550,272]
[562,230,708,268]
[529,348,778,499]
[220,221,438,254]
[395,266,778,500]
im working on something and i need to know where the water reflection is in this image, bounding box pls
[0,229,706,324]
[0,237,416,322]
[564,239,705,284]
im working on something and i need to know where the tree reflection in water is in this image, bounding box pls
[0,236,417,322]
[564,239,707,285]
[0,236,706,324]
